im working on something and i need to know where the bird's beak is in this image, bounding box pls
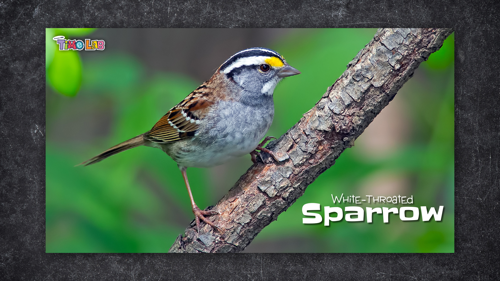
[277,65,301,78]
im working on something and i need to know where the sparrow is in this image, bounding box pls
[79,47,300,232]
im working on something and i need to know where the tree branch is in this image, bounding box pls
[169,28,453,253]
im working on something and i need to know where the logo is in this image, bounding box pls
[53,36,105,51]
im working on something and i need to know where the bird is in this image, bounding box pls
[78,47,300,232]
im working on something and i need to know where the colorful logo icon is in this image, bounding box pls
[53,36,105,51]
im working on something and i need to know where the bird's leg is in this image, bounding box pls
[250,136,279,163]
[180,167,218,232]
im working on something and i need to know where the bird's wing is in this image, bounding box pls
[144,83,215,144]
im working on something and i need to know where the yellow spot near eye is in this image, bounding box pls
[265,57,284,68]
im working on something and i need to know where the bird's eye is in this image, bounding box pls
[259,64,270,72]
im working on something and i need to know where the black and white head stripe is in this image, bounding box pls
[219,47,284,74]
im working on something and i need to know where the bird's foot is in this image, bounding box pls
[192,205,219,233]
[250,136,279,164]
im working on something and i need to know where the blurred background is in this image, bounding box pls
[46,28,454,253]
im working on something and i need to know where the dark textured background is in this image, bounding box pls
[1,0,499,279]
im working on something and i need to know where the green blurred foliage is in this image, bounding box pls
[47,50,82,97]
[46,29,454,253]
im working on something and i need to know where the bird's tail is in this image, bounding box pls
[77,134,145,166]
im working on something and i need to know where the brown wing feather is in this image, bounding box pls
[145,83,214,144]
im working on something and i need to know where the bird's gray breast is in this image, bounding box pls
[180,96,274,167]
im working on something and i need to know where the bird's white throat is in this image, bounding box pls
[261,78,279,95]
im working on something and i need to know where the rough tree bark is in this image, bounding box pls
[169,28,453,253]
